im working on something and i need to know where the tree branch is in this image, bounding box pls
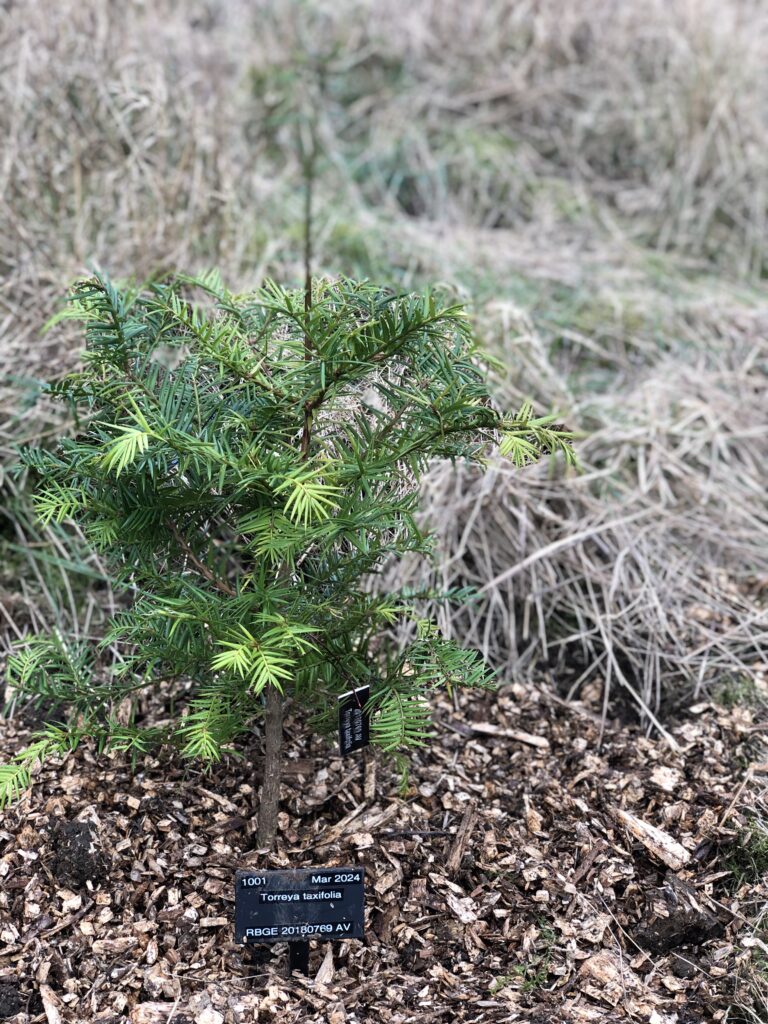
[166,521,236,597]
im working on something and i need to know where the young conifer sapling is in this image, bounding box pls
[1,272,574,848]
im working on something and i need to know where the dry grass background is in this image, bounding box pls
[4,0,765,716]
[1,0,768,1015]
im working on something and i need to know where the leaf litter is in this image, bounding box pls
[0,683,766,1023]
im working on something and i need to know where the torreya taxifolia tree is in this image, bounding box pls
[0,272,574,847]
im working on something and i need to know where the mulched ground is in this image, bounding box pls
[1,683,766,1024]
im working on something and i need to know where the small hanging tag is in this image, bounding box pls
[337,685,370,756]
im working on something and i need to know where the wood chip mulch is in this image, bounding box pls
[1,683,766,1024]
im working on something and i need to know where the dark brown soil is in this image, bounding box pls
[0,983,21,1020]
[50,820,107,889]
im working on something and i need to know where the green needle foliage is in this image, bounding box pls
[1,271,574,820]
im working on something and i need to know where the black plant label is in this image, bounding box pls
[235,867,365,943]
[337,685,370,756]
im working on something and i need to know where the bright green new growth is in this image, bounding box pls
[1,271,574,809]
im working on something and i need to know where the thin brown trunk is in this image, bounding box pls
[256,136,314,846]
[300,154,314,460]
[256,683,284,849]
[303,156,313,319]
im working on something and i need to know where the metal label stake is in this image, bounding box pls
[288,939,310,976]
